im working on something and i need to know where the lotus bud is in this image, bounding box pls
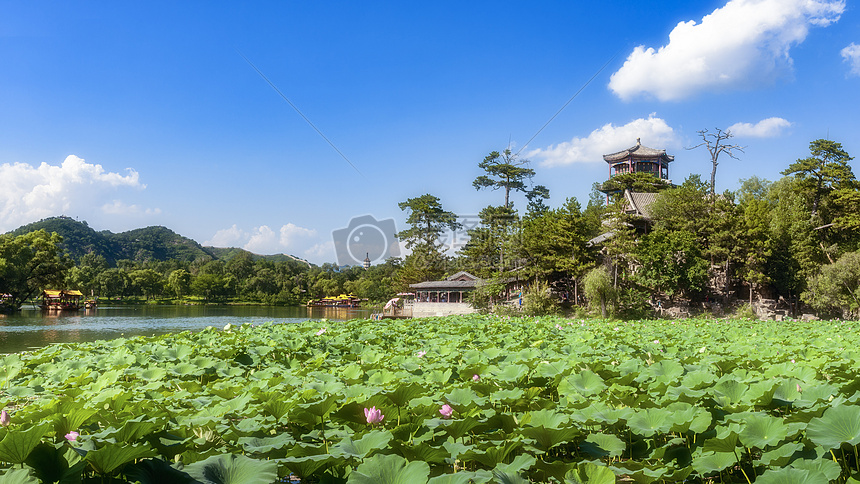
[364,406,384,424]
[0,410,9,427]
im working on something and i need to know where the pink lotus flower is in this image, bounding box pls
[472,374,480,381]
[364,406,384,424]
[0,410,9,427]
[65,431,80,441]
[439,404,454,419]
[797,384,803,393]
[316,328,326,336]
[416,351,426,358]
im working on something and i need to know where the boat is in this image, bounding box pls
[306,294,364,308]
[40,290,84,311]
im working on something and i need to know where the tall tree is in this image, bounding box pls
[634,228,709,300]
[690,128,745,198]
[518,198,593,302]
[473,149,548,209]
[782,139,855,219]
[396,194,461,286]
[0,230,70,310]
[803,251,860,319]
[458,205,517,278]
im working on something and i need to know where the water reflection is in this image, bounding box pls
[0,305,371,354]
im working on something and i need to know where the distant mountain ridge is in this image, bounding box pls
[6,216,312,267]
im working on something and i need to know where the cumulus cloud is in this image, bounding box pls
[102,200,162,216]
[0,155,149,231]
[728,117,792,138]
[608,0,845,101]
[304,241,336,262]
[206,223,318,255]
[530,115,680,166]
[842,43,860,77]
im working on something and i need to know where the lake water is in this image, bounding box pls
[0,305,372,354]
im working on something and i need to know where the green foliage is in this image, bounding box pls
[396,194,460,287]
[473,149,546,209]
[0,316,859,482]
[0,230,71,310]
[782,138,856,218]
[457,205,518,278]
[599,172,671,197]
[803,250,860,318]
[583,267,614,318]
[634,228,708,299]
[732,303,757,320]
[521,280,559,316]
[517,198,593,294]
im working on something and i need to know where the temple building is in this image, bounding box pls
[603,138,673,181]
[589,139,675,244]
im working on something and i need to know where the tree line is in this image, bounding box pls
[393,139,860,319]
[3,138,859,318]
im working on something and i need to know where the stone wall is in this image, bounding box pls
[412,302,477,318]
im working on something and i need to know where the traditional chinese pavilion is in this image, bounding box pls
[603,138,673,180]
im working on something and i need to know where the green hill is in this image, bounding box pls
[7,217,313,267]
[9,217,214,265]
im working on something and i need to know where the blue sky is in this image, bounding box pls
[2,1,859,265]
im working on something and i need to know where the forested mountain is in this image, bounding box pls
[8,217,224,265]
[8,216,313,267]
[9,217,123,264]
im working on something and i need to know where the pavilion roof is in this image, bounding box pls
[603,139,674,163]
[410,280,479,290]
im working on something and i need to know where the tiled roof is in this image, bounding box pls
[626,191,658,219]
[603,139,674,163]
[410,280,479,290]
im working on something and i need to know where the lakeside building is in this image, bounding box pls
[409,271,480,317]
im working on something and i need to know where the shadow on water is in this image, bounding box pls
[0,305,371,354]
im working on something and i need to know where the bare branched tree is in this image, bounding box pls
[689,128,745,198]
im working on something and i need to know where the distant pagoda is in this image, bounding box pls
[603,138,673,181]
[594,139,675,230]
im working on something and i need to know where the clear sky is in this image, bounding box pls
[2,1,859,265]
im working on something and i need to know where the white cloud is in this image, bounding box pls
[608,0,845,101]
[102,200,162,216]
[206,225,249,247]
[727,117,792,138]
[530,115,680,166]
[842,43,860,77]
[304,241,336,262]
[206,223,318,256]
[0,155,148,231]
[280,223,317,247]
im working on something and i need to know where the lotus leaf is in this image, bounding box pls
[184,453,277,484]
[348,453,430,484]
[0,424,51,465]
[0,468,39,484]
[580,432,625,459]
[755,467,829,484]
[806,404,860,449]
[85,443,156,475]
[739,413,789,449]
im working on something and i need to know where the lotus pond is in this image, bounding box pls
[1,315,860,483]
